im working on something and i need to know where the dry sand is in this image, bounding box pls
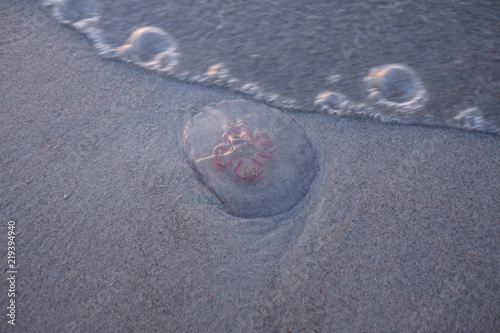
[1,1,499,331]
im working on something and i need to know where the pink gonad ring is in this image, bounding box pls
[213,122,274,181]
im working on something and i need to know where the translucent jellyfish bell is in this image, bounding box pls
[183,100,317,218]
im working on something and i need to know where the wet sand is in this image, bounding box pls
[1,1,499,331]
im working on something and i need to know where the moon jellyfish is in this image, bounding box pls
[364,64,427,113]
[183,100,317,218]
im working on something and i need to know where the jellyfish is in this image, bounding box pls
[183,100,317,218]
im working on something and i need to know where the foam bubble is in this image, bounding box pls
[199,64,232,85]
[447,107,500,134]
[45,0,99,27]
[314,92,351,116]
[117,27,178,72]
[364,64,427,113]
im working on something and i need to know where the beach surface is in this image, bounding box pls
[1,1,499,331]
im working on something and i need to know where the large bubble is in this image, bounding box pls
[45,0,100,28]
[364,64,427,113]
[183,100,317,218]
[116,27,178,72]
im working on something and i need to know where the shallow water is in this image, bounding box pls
[44,0,499,133]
